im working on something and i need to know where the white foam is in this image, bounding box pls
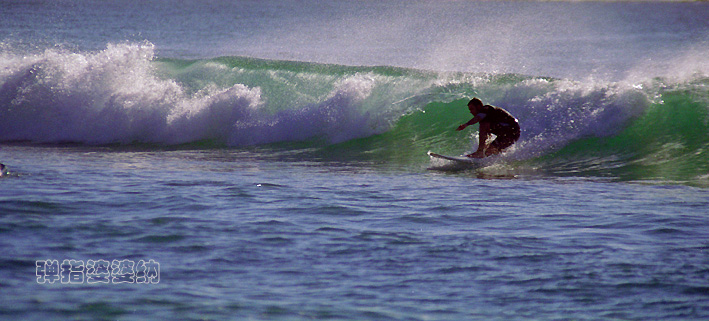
[0,42,182,143]
[0,43,397,146]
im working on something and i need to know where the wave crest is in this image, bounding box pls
[0,43,393,145]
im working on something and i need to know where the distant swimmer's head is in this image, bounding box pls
[467,97,483,113]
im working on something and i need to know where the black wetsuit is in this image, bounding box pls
[478,105,520,151]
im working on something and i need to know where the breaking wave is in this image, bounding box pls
[1,42,708,182]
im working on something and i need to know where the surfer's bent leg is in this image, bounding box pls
[487,122,520,156]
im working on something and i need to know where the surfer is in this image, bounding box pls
[0,164,6,177]
[456,98,520,158]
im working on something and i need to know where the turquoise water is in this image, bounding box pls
[2,0,709,320]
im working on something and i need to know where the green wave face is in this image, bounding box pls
[541,84,709,182]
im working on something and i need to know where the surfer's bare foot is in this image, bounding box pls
[466,151,485,158]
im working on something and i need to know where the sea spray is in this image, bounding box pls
[0,42,180,143]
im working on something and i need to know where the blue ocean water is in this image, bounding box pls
[2,1,709,320]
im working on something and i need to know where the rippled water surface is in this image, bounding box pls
[1,146,708,320]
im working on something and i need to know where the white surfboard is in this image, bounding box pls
[427,151,496,170]
[427,152,480,164]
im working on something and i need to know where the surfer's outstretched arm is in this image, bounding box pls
[456,114,485,131]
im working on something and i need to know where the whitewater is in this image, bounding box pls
[1,1,709,320]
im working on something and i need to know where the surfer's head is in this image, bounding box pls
[468,97,483,113]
